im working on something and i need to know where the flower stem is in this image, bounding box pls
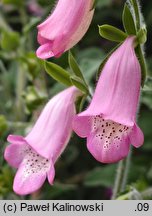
[131,0,141,31]
[141,188,152,199]
[15,63,26,120]
[131,0,147,86]
[111,160,124,200]
[120,146,132,192]
[112,147,132,199]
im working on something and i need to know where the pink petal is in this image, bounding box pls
[87,132,130,163]
[129,124,144,147]
[4,144,29,168]
[25,87,81,162]
[13,163,46,195]
[7,135,27,145]
[72,115,91,138]
[47,164,55,185]
[86,116,131,163]
[36,43,54,59]
[77,37,141,126]
[13,149,50,195]
[37,33,52,45]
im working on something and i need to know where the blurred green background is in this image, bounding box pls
[0,0,152,200]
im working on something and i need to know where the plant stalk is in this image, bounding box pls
[111,160,124,200]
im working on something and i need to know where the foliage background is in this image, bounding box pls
[0,0,152,200]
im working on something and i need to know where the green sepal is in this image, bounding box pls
[68,51,85,82]
[122,3,137,35]
[99,24,127,42]
[70,76,89,94]
[136,28,147,44]
[44,61,72,86]
[135,45,147,87]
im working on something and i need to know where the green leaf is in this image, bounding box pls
[0,115,8,135]
[68,51,85,81]
[84,165,117,188]
[22,86,47,113]
[44,61,72,86]
[2,0,23,7]
[1,31,20,51]
[122,3,137,35]
[70,76,88,94]
[97,43,121,78]
[99,24,127,42]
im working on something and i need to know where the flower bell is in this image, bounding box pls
[36,0,94,59]
[4,87,81,195]
[73,37,144,163]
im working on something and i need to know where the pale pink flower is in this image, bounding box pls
[73,37,144,163]
[36,0,94,59]
[4,87,81,195]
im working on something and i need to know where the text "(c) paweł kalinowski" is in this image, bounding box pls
[20,202,104,212]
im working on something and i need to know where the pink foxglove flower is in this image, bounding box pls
[73,37,144,163]
[4,87,81,195]
[36,0,94,59]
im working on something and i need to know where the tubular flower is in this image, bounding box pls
[73,37,144,163]
[36,0,94,59]
[4,87,81,195]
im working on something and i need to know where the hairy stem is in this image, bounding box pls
[112,160,124,200]
[120,146,132,192]
[131,0,141,31]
